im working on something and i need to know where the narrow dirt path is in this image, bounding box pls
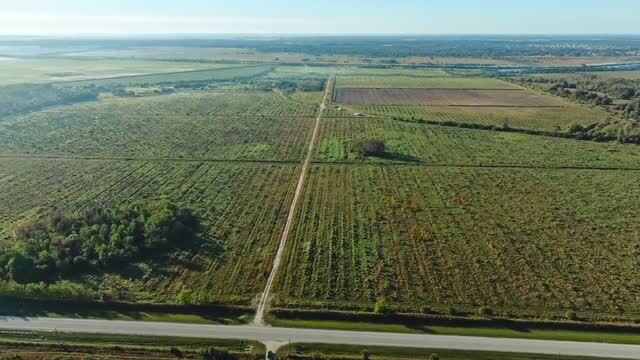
[254,76,335,326]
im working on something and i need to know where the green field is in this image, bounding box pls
[0,58,232,85]
[274,164,640,318]
[0,93,316,161]
[2,60,640,334]
[0,159,298,304]
[335,76,521,89]
[346,104,611,132]
[61,64,273,87]
[314,118,640,168]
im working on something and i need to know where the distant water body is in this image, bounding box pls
[0,57,16,61]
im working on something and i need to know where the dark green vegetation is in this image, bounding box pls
[0,330,264,359]
[277,343,616,360]
[0,201,202,284]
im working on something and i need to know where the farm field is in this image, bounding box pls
[346,104,610,132]
[334,88,564,106]
[274,164,640,318]
[0,158,299,304]
[60,64,273,87]
[334,76,520,89]
[0,58,227,85]
[0,93,316,161]
[267,66,450,79]
[314,118,640,168]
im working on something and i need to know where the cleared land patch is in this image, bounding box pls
[0,158,299,304]
[335,88,565,106]
[274,164,640,319]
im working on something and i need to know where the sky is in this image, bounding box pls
[0,0,638,35]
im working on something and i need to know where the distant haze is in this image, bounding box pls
[0,0,639,35]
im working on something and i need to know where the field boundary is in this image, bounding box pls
[254,76,334,326]
[0,154,300,165]
[309,160,640,172]
[337,87,526,91]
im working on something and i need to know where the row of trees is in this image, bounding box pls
[0,83,98,117]
[0,201,203,284]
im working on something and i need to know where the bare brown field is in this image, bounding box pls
[335,88,565,106]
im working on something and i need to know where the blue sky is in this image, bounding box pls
[0,0,638,35]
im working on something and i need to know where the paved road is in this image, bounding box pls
[254,76,333,326]
[0,317,639,359]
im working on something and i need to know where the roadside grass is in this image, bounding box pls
[269,318,640,346]
[0,298,253,325]
[0,330,265,359]
[277,343,618,360]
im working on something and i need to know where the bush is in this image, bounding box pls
[429,354,440,360]
[202,346,234,360]
[565,310,579,321]
[354,139,386,157]
[420,305,436,315]
[374,299,391,315]
[477,306,495,318]
[170,347,184,358]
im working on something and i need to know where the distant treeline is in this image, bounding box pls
[2,36,640,58]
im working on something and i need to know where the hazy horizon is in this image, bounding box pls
[1,0,638,35]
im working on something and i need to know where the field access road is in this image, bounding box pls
[0,317,639,359]
[254,76,334,326]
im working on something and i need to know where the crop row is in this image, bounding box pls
[274,164,640,317]
[347,105,611,132]
[0,158,300,304]
[314,118,640,168]
[38,91,319,117]
[335,76,520,89]
[0,112,314,161]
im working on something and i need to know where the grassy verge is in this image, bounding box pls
[0,297,253,325]
[0,330,265,359]
[269,317,640,345]
[277,343,617,360]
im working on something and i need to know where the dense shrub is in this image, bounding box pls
[0,201,203,284]
[354,139,386,157]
